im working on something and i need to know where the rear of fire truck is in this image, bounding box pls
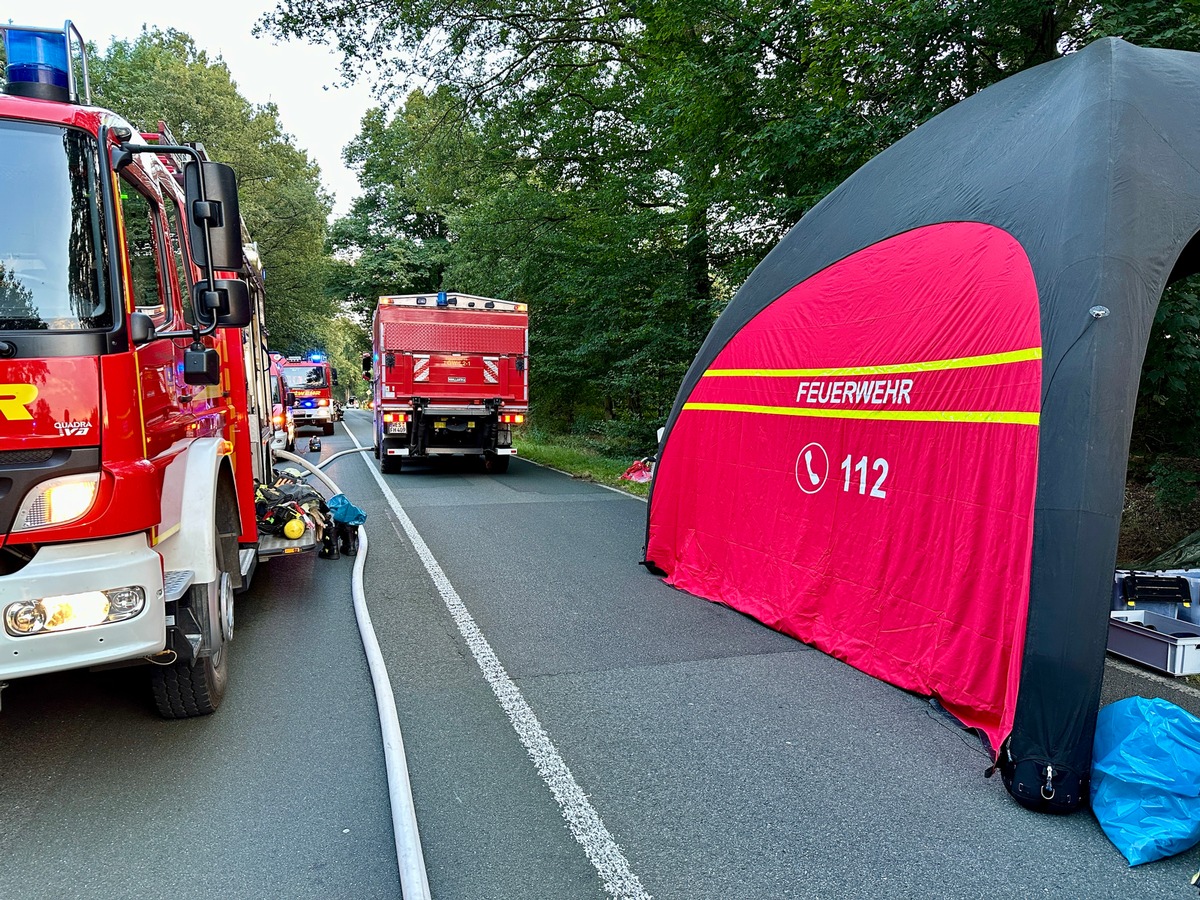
[0,22,270,717]
[368,292,529,474]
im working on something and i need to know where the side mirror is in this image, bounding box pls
[129,312,156,346]
[184,161,243,271]
[332,367,339,386]
[195,279,251,328]
[285,391,297,407]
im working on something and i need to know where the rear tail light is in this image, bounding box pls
[382,413,411,423]
[500,414,525,424]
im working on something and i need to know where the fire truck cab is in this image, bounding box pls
[279,353,338,435]
[0,22,288,717]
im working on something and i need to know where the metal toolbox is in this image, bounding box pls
[1108,609,1200,676]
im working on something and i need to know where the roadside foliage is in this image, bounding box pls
[88,30,366,387]
[261,0,1200,459]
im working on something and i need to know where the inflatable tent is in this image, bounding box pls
[644,39,1200,813]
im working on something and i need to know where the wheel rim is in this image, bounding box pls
[218,571,234,642]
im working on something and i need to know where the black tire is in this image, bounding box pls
[151,489,236,718]
[380,452,402,474]
[323,422,335,436]
[484,453,510,474]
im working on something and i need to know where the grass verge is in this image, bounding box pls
[514,433,651,498]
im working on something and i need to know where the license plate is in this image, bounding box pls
[387,423,405,434]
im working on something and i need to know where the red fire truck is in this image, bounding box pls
[367,292,529,473]
[0,22,302,717]
[268,356,297,452]
[279,353,338,435]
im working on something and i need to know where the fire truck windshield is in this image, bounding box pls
[282,366,329,389]
[0,120,111,331]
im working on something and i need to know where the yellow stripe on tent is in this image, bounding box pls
[702,346,1042,379]
[681,402,1040,426]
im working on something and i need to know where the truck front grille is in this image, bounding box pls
[0,450,54,467]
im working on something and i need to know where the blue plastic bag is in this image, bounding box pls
[328,493,367,526]
[1091,696,1200,865]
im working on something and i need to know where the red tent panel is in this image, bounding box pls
[647,222,1042,749]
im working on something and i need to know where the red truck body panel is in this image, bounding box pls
[375,303,529,409]
[0,357,100,449]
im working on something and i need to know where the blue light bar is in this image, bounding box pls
[436,292,448,307]
[4,29,69,99]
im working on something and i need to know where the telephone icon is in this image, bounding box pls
[795,442,828,494]
[804,450,820,486]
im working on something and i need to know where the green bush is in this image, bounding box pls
[1150,460,1200,515]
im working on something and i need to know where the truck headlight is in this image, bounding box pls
[4,586,145,636]
[12,473,100,531]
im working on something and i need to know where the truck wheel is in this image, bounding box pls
[151,493,236,718]
[380,453,402,474]
[484,453,510,474]
[323,422,335,436]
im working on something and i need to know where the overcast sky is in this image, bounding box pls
[21,2,378,218]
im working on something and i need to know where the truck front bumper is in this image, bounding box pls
[0,534,165,680]
[293,407,332,427]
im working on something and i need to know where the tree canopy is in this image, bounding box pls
[261,1,1200,450]
[88,28,366,386]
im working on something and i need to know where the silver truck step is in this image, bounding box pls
[163,570,194,604]
[257,522,319,559]
[239,548,256,578]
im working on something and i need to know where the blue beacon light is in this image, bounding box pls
[3,28,71,103]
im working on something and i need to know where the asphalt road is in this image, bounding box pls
[3,408,1200,899]
[0,424,398,900]
[332,410,1200,900]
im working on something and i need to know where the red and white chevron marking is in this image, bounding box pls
[483,357,499,384]
[413,355,429,382]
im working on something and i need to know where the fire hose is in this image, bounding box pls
[274,448,431,900]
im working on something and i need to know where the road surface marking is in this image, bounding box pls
[345,427,651,900]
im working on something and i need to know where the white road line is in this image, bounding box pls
[344,428,651,900]
[518,457,649,503]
